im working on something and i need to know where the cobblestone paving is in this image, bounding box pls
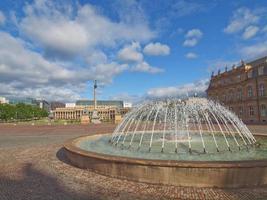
[0,124,267,200]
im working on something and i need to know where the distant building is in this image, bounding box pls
[53,105,130,123]
[65,103,76,108]
[50,101,65,110]
[0,97,9,104]
[54,80,131,123]
[9,97,36,106]
[76,100,124,108]
[7,97,50,111]
[54,99,131,123]
[34,99,50,111]
[123,102,132,108]
[207,56,267,124]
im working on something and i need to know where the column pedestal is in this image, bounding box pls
[91,110,101,124]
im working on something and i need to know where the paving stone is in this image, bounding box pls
[0,124,267,200]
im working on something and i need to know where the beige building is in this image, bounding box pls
[53,105,130,123]
[0,97,9,104]
[207,56,267,124]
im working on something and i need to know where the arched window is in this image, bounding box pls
[259,83,265,97]
[261,104,266,117]
[248,70,253,78]
[237,88,242,100]
[258,66,264,75]
[249,106,254,116]
[247,86,253,97]
[228,90,233,101]
[239,106,243,116]
[222,94,226,102]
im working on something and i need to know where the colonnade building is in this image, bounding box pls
[53,100,130,123]
[207,56,267,124]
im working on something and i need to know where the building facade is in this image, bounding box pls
[0,97,9,104]
[76,100,124,108]
[50,101,65,110]
[34,99,50,111]
[53,105,130,123]
[7,97,50,111]
[8,97,36,105]
[207,56,267,124]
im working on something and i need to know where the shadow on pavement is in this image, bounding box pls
[0,163,91,200]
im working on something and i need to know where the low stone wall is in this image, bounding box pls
[64,134,267,188]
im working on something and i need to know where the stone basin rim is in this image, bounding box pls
[63,133,267,168]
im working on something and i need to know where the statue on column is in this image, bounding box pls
[91,80,101,124]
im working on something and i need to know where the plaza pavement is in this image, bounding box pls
[0,123,267,200]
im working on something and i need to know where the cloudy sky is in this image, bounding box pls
[0,0,267,102]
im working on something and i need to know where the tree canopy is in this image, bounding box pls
[0,103,48,121]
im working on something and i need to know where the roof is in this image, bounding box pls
[76,100,124,107]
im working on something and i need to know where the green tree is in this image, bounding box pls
[0,103,48,122]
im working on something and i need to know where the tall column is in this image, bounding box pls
[91,80,101,124]
[94,80,97,110]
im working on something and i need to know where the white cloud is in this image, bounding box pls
[242,25,259,40]
[171,0,205,17]
[0,10,5,25]
[0,0,167,100]
[183,38,198,47]
[185,52,198,59]
[117,42,143,62]
[0,82,82,102]
[240,42,267,59]
[224,7,259,34]
[143,42,170,56]
[0,31,72,85]
[185,29,203,38]
[263,25,267,33]
[147,79,209,98]
[118,42,165,73]
[86,50,108,66]
[132,61,163,74]
[183,29,203,47]
[19,1,155,59]
[89,62,128,83]
[0,31,128,101]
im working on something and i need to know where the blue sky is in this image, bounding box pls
[0,0,267,102]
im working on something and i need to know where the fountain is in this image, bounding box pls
[64,98,267,188]
[111,98,256,154]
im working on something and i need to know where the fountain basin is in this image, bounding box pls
[64,133,267,188]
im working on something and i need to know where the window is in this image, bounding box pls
[261,105,267,117]
[247,86,253,97]
[249,106,254,116]
[258,66,264,75]
[248,70,253,78]
[228,90,233,101]
[259,83,265,97]
[222,95,226,102]
[237,88,242,100]
[237,74,241,81]
[239,107,243,116]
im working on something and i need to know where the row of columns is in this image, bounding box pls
[54,110,83,120]
[54,109,117,120]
